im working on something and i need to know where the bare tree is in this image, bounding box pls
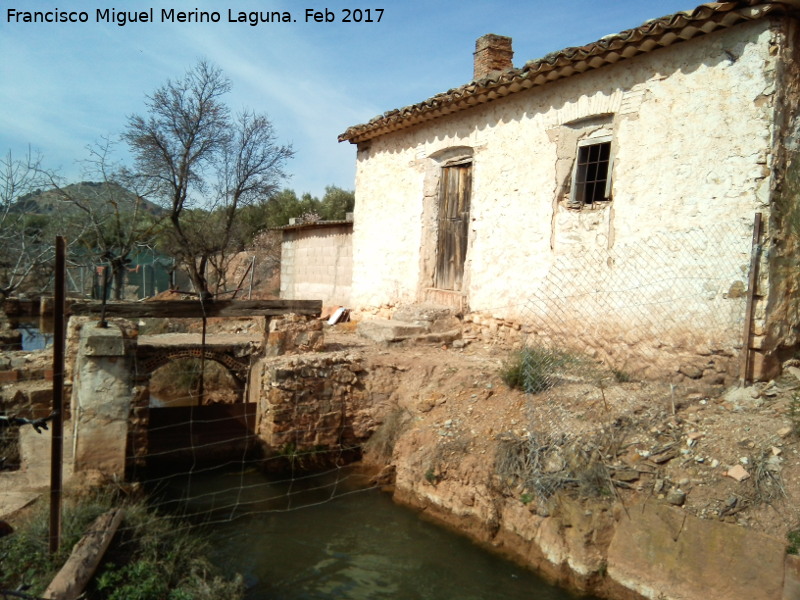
[0,149,56,300]
[124,61,293,298]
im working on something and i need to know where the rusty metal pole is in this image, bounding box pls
[49,236,66,554]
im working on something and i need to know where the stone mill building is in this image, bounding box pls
[338,0,800,383]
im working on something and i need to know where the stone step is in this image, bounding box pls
[357,315,461,344]
[392,304,454,325]
[357,319,428,343]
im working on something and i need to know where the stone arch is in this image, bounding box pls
[136,348,250,386]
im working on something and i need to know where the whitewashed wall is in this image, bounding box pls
[350,20,779,376]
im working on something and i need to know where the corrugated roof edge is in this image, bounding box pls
[338,1,798,144]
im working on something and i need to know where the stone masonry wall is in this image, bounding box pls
[759,17,800,376]
[254,352,369,454]
[265,313,325,357]
[351,19,780,379]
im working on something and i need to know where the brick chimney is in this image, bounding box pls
[473,34,513,80]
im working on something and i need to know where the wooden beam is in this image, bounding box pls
[739,212,763,386]
[70,299,322,319]
[43,509,125,600]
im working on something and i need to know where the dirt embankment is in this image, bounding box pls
[3,320,798,599]
[329,328,800,600]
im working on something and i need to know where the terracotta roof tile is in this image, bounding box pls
[339,1,796,144]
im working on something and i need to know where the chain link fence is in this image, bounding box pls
[516,219,755,387]
[493,218,760,501]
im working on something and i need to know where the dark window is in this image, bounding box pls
[573,140,612,206]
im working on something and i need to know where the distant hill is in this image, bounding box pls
[12,181,164,216]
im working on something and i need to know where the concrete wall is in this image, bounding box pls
[351,19,784,378]
[70,321,136,478]
[280,223,353,307]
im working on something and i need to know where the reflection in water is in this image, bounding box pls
[156,466,598,600]
[15,318,54,351]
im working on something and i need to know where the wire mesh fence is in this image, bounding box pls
[491,218,760,503]
[0,216,766,595]
[517,219,755,388]
[0,344,378,597]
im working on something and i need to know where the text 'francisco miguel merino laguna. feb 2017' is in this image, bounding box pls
[5,7,385,26]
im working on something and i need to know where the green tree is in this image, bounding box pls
[257,189,320,228]
[247,186,353,231]
[317,185,354,221]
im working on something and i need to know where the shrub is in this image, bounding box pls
[494,431,613,502]
[499,346,574,393]
[0,488,243,599]
[788,527,800,555]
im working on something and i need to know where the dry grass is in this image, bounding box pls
[494,429,617,502]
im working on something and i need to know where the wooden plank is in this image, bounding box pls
[43,508,125,600]
[70,299,322,318]
[435,164,471,291]
[739,212,763,386]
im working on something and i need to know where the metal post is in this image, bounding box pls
[49,236,66,554]
[198,313,206,406]
[98,264,110,328]
[248,256,256,300]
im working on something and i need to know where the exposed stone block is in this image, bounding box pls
[607,501,784,600]
[80,325,128,357]
[357,319,427,343]
[0,370,19,383]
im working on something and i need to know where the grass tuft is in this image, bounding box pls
[499,346,576,393]
[0,488,243,599]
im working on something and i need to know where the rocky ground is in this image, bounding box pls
[1,318,798,548]
[326,325,800,544]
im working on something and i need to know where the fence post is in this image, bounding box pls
[49,236,66,554]
[739,212,763,386]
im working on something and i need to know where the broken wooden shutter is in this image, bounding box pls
[435,162,472,291]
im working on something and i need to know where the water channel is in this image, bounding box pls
[16,318,599,598]
[156,464,600,600]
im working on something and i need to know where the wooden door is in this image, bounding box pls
[434,163,471,291]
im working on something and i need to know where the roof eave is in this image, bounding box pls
[338,1,795,145]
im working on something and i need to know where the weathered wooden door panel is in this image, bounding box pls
[435,164,471,291]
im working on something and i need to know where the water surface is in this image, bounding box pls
[157,465,599,600]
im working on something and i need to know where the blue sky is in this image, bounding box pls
[1,0,694,199]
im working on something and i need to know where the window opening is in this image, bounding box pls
[572,138,612,207]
